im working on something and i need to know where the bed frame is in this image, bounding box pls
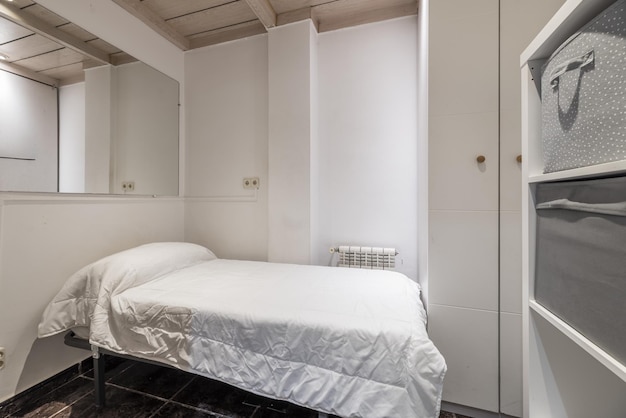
[63,331,329,418]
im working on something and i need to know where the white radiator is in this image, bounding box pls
[330,246,397,270]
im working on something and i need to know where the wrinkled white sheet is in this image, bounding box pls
[39,243,446,417]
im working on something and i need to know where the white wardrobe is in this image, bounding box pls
[427,0,564,416]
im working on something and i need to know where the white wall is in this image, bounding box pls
[0,195,184,403]
[184,36,269,261]
[59,83,86,193]
[183,17,419,275]
[317,17,419,279]
[0,71,57,193]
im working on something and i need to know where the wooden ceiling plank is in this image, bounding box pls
[244,0,276,29]
[111,0,190,50]
[0,1,111,64]
[168,2,257,37]
[0,33,60,62]
[0,17,33,44]
[9,0,36,10]
[40,61,86,85]
[56,22,97,43]
[142,0,233,21]
[315,0,417,33]
[14,47,85,72]
[86,38,123,55]
[188,20,266,49]
[20,4,68,27]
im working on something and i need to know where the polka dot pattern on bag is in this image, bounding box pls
[542,0,626,173]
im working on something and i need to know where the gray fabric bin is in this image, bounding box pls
[535,175,626,366]
[541,0,626,173]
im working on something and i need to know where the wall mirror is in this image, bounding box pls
[0,0,179,196]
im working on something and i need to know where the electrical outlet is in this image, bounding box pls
[243,177,260,190]
[0,347,5,370]
[122,181,135,192]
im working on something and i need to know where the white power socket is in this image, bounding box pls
[243,177,260,190]
[0,347,5,370]
[122,181,135,192]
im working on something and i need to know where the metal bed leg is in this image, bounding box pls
[92,345,105,409]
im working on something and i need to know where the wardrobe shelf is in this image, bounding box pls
[528,160,626,183]
[529,300,626,383]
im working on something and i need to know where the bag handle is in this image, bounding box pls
[549,50,594,88]
[536,198,626,217]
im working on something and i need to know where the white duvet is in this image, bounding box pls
[39,242,446,417]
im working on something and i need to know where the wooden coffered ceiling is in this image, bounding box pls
[112,0,419,50]
[0,0,418,86]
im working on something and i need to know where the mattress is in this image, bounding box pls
[38,242,446,417]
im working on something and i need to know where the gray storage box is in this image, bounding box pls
[535,176,626,366]
[542,0,626,173]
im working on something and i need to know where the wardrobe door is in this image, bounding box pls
[428,0,500,412]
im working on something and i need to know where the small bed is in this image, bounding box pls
[38,242,446,418]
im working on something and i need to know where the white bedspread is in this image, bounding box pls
[39,243,446,417]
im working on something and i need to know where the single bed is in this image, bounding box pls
[38,242,446,418]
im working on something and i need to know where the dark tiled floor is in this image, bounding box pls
[0,357,470,418]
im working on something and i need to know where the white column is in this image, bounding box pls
[268,20,318,264]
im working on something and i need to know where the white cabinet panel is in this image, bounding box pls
[429,211,498,311]
[428,304,499,412]
[501,312,522,417]
[429,0,498,116]
[500,210,522,314]
[429,112,499,211]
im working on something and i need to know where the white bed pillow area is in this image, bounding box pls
[38,242,216,338]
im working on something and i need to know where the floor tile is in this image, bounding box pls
[6,376,92,418]
[253,399,318,418]
[108,362,193,400]
[53,385,164,418]
[0,366,83,417]
[151,402,225,417]
[172,376,258,418]
[1,357,462,418]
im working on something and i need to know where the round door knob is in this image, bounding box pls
[476,155,486,163]
[516,155,522,163]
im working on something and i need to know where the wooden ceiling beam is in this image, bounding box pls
[0,2,110,64]
[244,0,276,29]
[189,20,266,50]
[111,0,191,51]
[276,7,319,32]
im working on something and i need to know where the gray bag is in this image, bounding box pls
[541,0,626,173]
[535,176,626,366]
